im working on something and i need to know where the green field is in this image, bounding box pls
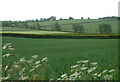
[29,19,118,33]
[1,27,33,31]
[1,18,119,33]
[2,37,118,79]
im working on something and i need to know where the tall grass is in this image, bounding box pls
[2,37,118,79]
[1,43,118,80]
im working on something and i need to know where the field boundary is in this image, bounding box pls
[1,33,120,39]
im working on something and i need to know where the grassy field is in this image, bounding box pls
[29,19,118,33]
[1,27,33,31]
[2,37,118,79]
[1,30,69,35]
[1,18,119,33]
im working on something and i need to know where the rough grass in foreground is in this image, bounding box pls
[1,43,118,80]
[2,37,118,79]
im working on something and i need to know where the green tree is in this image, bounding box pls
[23,22,28,28]
[51,22,61,31]
[98,23,112,33]
[72,23,84,33]
[36,22,41,30]
[50,16,56,21]
[69,17,74,19]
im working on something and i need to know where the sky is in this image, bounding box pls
[0,0,119,21]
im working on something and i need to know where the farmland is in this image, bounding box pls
[1,18,119,80]
[2,37,118,79]
[2,18,119,33]
[28,19,118,33]
[1,27,33,31]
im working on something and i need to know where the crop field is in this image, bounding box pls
[1,19,119,34]
[1,30,69,35]
[2,37,118,79]
[29,19,118,33]
[1,27,33,31]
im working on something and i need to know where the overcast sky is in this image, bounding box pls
[0,0,119,21]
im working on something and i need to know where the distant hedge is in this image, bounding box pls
[1,33,119,39]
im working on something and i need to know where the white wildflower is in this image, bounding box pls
[19,58,26,63]
[32,55,38,59]
[9,48,14,51]
[102,70,108,73]
[12,65,18,68]
[30,69,35,72]
[91,62,97,65]
[19,76,29,80]
[6,54,10,57]
[57,78,61,80]
[42,58,48,62]
[109,69,115,72]
[14,62,18,65]
[33,64,41,69]
[27,60,33,63]
[87,69,93,73]
[2,45,7,50]
[2,74,10,80]
[23,68,25,70]
[82,64,85,67]
[5,66,8,71]
[6,43,11,46]
[93,73,98,76]
[82,60,89,63]
[71,65,78,69]
[15,65,18,68]
[81,67,87,70]
[70,72,80,77]
[8,46,12,48]
[20,68,25,73]
[35,65,39,68]
[91,66,97,71]
[98,73,101,77]
[35,61,40,64]
[61,74,67,78]
[77,61,82,63]
[3,54,10,57]
[103,75,112,80]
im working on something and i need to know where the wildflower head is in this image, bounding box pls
[32,55,38,59]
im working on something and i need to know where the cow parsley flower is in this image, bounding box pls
[19,58,26,63]
[42,58,48,62]
[32,55,38,59]
[61,74,67,78]
[109,69,115,72]
[35,61,40,64]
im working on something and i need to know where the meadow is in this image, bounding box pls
[1,18,119,33]
[29,19,118,33]
[2,37,118,79]
[1,27,33,31]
